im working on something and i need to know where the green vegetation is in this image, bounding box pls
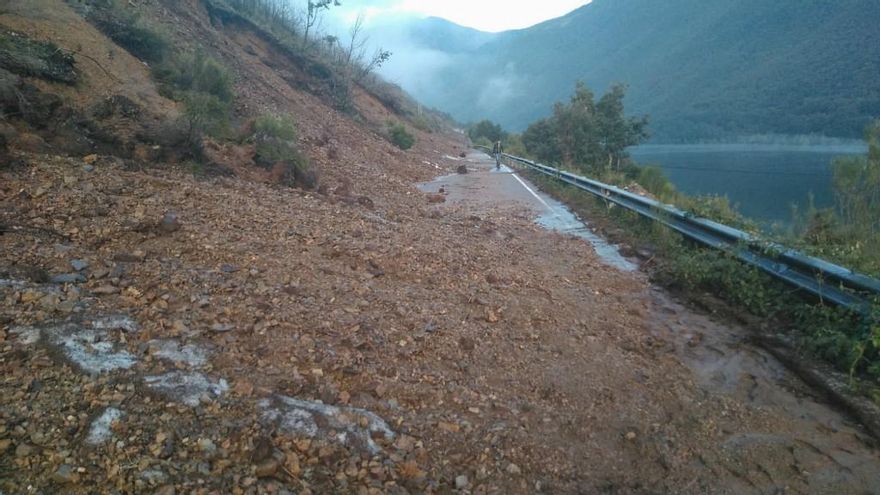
[181,92,231,140]
[0,29,77,84]
[468,120,506,144]
[249,113,316,189]
[387,121,415,150]
[156,50,235,103]
[522,81,649,175]
[413,0,880,142]
[784,123,880,277]
[85,0,168,63]
[510,119,880,390]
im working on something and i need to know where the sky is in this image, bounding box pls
[329,0,592,33]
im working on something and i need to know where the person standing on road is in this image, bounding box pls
[492,140,504,170]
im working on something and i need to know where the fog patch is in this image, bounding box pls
[477,63,523,110]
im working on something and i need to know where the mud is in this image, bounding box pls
[426,151,880,493]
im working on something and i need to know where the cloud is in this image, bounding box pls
[477,63,523,109]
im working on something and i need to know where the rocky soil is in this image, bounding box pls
[2,147,880,494]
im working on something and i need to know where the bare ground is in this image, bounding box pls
[2,146,879,494]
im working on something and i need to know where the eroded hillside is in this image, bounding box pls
[2,1,880,494]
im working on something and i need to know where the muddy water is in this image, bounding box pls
[422,151,880,492]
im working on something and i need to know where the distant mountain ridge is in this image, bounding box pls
[385,0,880,142]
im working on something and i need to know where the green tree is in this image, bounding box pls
[305,0,341,47]
[522,118,559,164]
[468,119,506,144]
[832,121,880,235]
[522,81,648,173]
[597,83,649,170]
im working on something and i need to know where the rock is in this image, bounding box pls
[83,164,95,173]
[459,152,467,158]
[625,431,637,441]
[456,165,468,174]
[486,309,500,323]
[113,251,146,263]
[15,443,34,458]
[86,408,124,445]
[70,259,90,271]
[155,486,176,495]
[455,475,469,489]
[91,285,120,295]
[210,323,235,333]
[159,212,180,234]
[197,438,217,457]
[52,464,80,484]
[220,264,239,273]
[506,463,522,475]
[254,457,281,478]
[51,273,86,284]
[83,154,98,164]
[140,469,168,485]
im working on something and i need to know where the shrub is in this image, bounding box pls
[157,51,234,103]
[250,113,316,189]
[181,91,231,140]
[387,121,415,150]
[254,114,297,141]
[86,0,169,63]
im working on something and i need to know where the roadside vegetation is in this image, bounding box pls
[491,81,880,390]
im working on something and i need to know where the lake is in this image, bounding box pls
[629,144,868,228]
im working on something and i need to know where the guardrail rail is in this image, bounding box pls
[477,146,880,313]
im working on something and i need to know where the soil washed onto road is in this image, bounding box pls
[0,154,878,494]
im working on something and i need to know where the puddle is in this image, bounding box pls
[418,161,637,272]
[535,194,638,272]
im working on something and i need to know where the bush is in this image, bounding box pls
[387,121,415,150]
[86,0,169,63]
[250,113,316,189]
[157,51,234,103]
[254,114,297,141]
[181,91,231,140]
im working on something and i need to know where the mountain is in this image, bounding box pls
[390,0,880,142]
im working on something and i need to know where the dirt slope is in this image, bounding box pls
[2,1,880,494]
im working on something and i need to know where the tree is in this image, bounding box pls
[832,121,880,235]
[304,0,340,47]
[597,83,649,170]
[468,120,506,144]
[522,118,559,164]
[522,81,648,173]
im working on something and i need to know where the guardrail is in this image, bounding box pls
[476,146,880,313]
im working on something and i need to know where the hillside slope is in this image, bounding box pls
[3,1,880,494]
[408,0,880,141]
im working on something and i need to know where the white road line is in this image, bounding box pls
[510,172,553,211]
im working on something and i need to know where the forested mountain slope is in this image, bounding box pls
[405,0,880,141]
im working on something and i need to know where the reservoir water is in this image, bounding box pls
[629,144,867,228]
